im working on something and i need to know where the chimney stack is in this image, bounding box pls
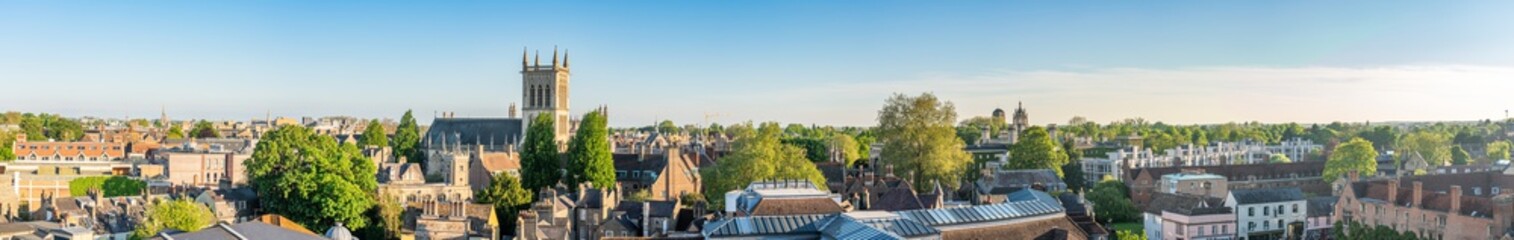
[1387,180,1399,204]
[509,103,518,118]
[1412,181,1423,208]
[642,201,652,236]
[1451,185,1463,214]
[1348,171,1359,182]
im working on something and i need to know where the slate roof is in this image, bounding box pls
[615,200,679,218]
[977,169,1064,194]
[424,118,523,147]
[1229,188,1305,205]
[1307,196,1337,217]
[152,221,328,240]
[1145,192,1229,215]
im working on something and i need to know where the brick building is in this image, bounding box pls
[1333,171,1514,239]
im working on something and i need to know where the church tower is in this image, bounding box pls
[521,47,572,145]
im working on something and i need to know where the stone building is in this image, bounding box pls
[521,47,574,145]
[403,200,498,240]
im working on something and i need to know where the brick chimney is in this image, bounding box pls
[1387,180,1399,204]
[1348,171,1359,182]
[1451,185,1463,214]
[1412,181,1423,208]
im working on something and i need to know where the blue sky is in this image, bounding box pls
[3,1,1513,126]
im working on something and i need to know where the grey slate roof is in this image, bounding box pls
[1145,192,1229,215]
[424,118,523,148]
[153,221,328,240]
[1307,196,1337,217]
[1229,187,1306,205]
[977,169,1065,194]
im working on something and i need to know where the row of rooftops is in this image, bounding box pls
[706,179,1088,239]
[705,190,1073,239]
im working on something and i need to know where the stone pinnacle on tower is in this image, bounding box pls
[551,46,559,70]
[563,50,569,68]
[534,50,540,66]
[522,47,529,69]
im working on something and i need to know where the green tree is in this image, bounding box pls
[854,135,874,163]
[876,93,972,190]
[700,122,828,208]
[359,193,404,240]
[359,119,388,147]
[960,116,1007,139]
[1087,179,1138,224]
[521,114,561,194]
[1005,126,1070,177]
[1061,141,1086,192]
[475,173,533,235]
[18,116,44,140]
[1115,230,1147,240]
[780,138,828,162]
[1398,131,1451,165]
[1269,153,1292,163]
[1324,138,1378,183]
[829,134,861,166]
[190,120,220,138]
[166,125,185,140]
[391,110,423,164]
[783,123,807,136]
[246,125,378,232]
[566,110,615,190]
[1488,141,1512,161]
[1451,145,1471,165]
[0,131,14,161]
[44,116,85,141]
[130,199,216,240]
[1357,126,1399,150]
[657,120,679,134]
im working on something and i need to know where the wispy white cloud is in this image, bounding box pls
[680,65,1514,126]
